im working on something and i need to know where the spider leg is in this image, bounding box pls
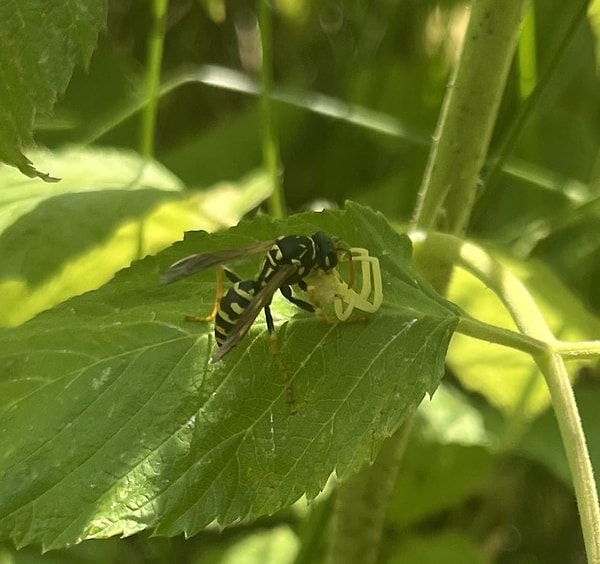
[332,248,383,319]
[348,249,382,310]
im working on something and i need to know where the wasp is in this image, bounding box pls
[161,232,353,361]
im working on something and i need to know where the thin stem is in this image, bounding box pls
[455,316,547,357]
[140,0,169,158]
[517,5,538,101]
[536,351,600,562]
[413,231,554,341]
[258,0,286,219]
[554,341,600,360]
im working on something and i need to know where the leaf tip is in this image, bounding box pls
[18,158,60,183]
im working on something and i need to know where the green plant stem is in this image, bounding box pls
[140,0,169,158]
[554,341,600,360]
[455,316,546,357]
[536,350,600,562]
[326,418,414,564]
[412,0,529,235]
[258,0,285,219]
[414,231,600,563]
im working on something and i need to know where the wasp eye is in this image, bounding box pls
[321,250,338,270]
[311,232,339,271]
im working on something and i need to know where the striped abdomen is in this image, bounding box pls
[214,280,260,346]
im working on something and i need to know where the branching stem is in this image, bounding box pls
[414,231,600,563]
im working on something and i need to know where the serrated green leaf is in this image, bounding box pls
[0,202,458,549]
[0,1,107,179]
[0,146,271,326]
[447,252,600,419]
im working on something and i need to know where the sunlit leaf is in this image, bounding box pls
[0,147,271,326]
[218,526,299,564]
[0,202,458,549]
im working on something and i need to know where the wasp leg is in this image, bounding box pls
[279,285,315,312]
[264,302,275,334]
[222,267,241,284]
[184,266,228,322]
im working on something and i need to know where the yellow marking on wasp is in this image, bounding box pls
[219,310,234,324]
[230,302,245,315]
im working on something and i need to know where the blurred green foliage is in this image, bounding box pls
[1,0,599,562]
[42,0,599,311]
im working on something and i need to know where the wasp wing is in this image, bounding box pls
[160,240,275,284]
[211,264,297,362]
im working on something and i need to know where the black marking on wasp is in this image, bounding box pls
[161,232,351,361]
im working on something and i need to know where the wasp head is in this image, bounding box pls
[311,231,351,272]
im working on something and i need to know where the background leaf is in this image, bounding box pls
[385,531,487,564]
[447,251,600,420]
[387,441,494,529]
[0,147,271,326]
[0,0,107,178]
[519,379,600,486]
[0,203,458,549]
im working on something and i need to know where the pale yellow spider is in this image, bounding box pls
[302,247,383,321]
